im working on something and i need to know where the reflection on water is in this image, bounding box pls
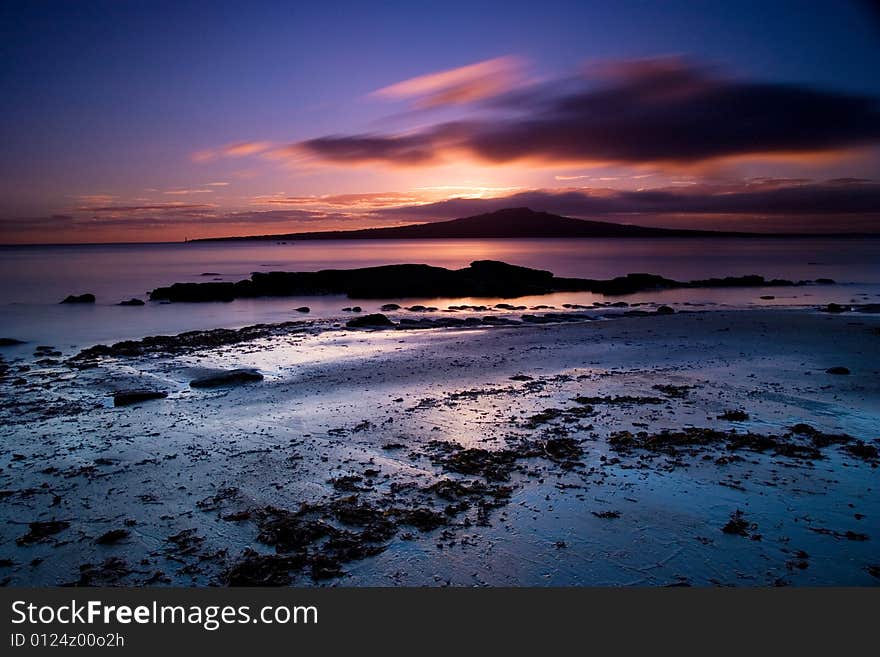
[1,237,878,349]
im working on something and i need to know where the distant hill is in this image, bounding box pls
[197,207,750,241]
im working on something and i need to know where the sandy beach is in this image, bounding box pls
[1,307,877,586]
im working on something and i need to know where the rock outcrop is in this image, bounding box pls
[113,390,168,406]
[149,260,822,303]
[60,293,96,304]
[190,368,264,388]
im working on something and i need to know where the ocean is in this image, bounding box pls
[1,237,878,351]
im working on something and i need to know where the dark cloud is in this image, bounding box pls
[297,58,880,166]
[298,132,451,166]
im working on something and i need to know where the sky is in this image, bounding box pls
[1,0,879,243]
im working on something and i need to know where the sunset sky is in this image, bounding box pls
[2,0,879,243]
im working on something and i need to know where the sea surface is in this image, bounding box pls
[1,237,878,351]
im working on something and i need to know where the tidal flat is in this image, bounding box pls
[0,308,878,586]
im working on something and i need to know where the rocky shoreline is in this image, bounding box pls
[0,308,878,586]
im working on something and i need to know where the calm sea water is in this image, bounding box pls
[1,238,878,351]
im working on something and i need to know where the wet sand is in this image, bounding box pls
[0,308,878,586]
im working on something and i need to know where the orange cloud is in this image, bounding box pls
[191,141,273,162]
[371,55,526,108]
[250,191,425,209]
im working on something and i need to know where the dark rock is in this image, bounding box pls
[16,520,70,545]
[393,507,447,531]
[815,278,836,285]
[822,303,847,313]
[346,314,395,328]
[60,293,95,304]
[118,298,145,306]
[70,321,305,362]
[718,410,749,421]
[543,437,583,462]
[843,441,879,460]
[651,384,693,398]
[655,305,675,315]
[294,306,310,313]
[224,550,303,586]
[609,427,824,461]
[825,366,851,375]
[380,303,401,311]
[0,338,25,346]
[480,316,520,326]
[75,557,132,585]
[430,443,519,481]
[760,295,775,300]
[200,272,221,276]
[150,282,235,302]
[95,529,130,545]
[149,260,815,303]
[573,395,662,406]
[190,368,264,388]
[789,423,820,436]
[722,510,756,537]
[113,390,168,407]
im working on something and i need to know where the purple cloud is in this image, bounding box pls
[295,58,880,167]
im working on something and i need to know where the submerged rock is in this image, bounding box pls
[190,368,264,388]
[113,389,168,407]
[346,314,395,328]
[118,298,145,306]
[294,306,310,313]
[825,366,851,375]
[60,293,95,304]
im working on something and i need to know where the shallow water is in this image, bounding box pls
[1,237,879,350]
[2,310,877,586]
